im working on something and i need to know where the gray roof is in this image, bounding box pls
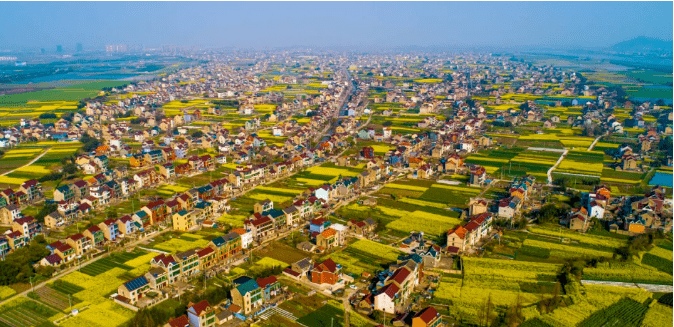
[294,257,312,270]
[283,205,298,214]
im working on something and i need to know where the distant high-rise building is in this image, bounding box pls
[162,44,177,53]
[76,43,83,52]
[56,45,62,53]
[105,44,128,53]
[40,48,45,54]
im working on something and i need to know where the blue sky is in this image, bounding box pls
[1,2,671,50]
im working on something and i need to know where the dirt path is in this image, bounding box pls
[0,147,51,176]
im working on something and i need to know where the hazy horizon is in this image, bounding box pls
[1,1,672,51]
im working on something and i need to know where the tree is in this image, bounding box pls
[505,294,524,327]
[191,131,204,138]
[62,163,78,175]
[35,203,58,223]
[477,293,495,327]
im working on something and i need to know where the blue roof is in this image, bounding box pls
[262,208,284,219]
[398,253,423,263]
[236,279,259,296]
[195,201,211,209]
[124,276,148,291]
[211,236,225,247]
[232,276,252,285]
[135,211,147,218]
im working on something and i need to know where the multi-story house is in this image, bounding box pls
[446,213,493,252]
[208,231,241,264]
[19,179,42,202]
[0,205,22,225]
[145,267,169,290]
[231,279,263,315]
[310,258,341,285]
[66,233,91,256]
[176,249,200,279]
[151,253,181,283]
[412,307,442,327]
[187,300,216,327]
[83,225,105,247]
[5,231,27,250]
[50,241,75,263]
[116,215,137,236]
[172,210,195,231]
[117,276,150,305]
[256,276,281,302]
[12,216,42,239]
[98,218,119,241]
[53,185,75,202]
[197,246,216,271]
[245,215,275,242]
[283,205,301,227]
[316,228,337,250]
[142,200,168,225]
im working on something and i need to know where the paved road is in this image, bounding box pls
[546,149,569,185]
[1,147,52,176]
[586,135,603,151]
[581,279,673,292]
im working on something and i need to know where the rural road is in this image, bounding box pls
[0,147,51,176]
[586,135,603,151]
[581,280,673,293]
[547,149,569,185]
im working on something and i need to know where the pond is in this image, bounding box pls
[648,172,673,188]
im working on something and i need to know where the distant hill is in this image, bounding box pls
[612,36,672,53]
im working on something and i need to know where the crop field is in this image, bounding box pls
[326,239,402,275]
[556,150,605,176]
[0,286,14,301]
[527,225,627,249]
[255,242,308,265]
[248,192,294,204]
[531,283,652,327]
[305,166,361,177]
[519,239,614,260]
[150,236,210,253]
[641,303,673,327]
[641,245,673,275]
[255,257,290,269]
[438,257,560,323]
[577,298,648,327]
[254,186,304,195]
[0,81,127,105]
[156,184,190,196]
[418,183,481,207]
[162,99,210,109]
[582,262,672,284]
[413,78,443,83]
[0,297,59,327]
[386,210,462,237]
[79,250,148,276]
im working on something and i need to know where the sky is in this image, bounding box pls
[0,1,672,51]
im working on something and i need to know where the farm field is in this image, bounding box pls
[326,239,402,275]
[555,150,605,177]
[435,257,560,324]
[0,297,59,327]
